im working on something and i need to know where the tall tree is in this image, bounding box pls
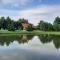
[6,16,15,31]
[53,17,60,31]
[18,18,24,30]
[38,20,53,31]
[0,17,7,30]
[26,24,33,31]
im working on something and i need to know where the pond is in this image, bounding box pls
[0,35,60,60]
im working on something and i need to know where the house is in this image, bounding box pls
[21,20,29,30]
[21,20,37,31]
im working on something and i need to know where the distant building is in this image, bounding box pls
[21,20,37,30]
[21,20,29,30]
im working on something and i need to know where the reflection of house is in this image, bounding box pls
[22,35,27,40]
[21,20,29,30]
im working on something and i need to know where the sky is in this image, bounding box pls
[0,0,60,25]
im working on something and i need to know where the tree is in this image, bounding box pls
[53,17,60,31]
[6,16,12,29]
[26,24,33,31]
[6,17,15,31]
[13,21,19,30]
[47,23,53,31]
[7,20,15,31]
[0,17,7,30]
[38,20,44,30]
[38,20,53,31]
[18,18,24,30]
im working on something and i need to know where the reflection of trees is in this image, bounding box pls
[0,35,34,46]
[38,35,60,49]
[53,35,60,49]
[38,35,53,44]
[1,34,60,49]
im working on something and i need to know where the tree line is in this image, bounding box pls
[0,16,24,31]
[38,16,60,31]
[0,16,34,31]
[0,16,60,31]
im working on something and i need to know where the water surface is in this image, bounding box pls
[0,35,60,60]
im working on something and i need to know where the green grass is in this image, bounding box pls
[0,30,60,35]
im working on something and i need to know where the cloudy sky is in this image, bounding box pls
[0,0,60,25]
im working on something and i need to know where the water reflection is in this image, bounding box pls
[38,35,60,49]
[38,35,52,43]
[0,35,60,49]
[0,35,34,46]
[0,35,60,60]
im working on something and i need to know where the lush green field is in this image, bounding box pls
[0,30,60,35]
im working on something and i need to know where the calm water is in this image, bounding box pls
[0,35,60,60]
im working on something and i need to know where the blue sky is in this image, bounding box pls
[0,0,60,25]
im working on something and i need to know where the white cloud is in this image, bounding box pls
[0,5,60,25]
[18,5,60,25]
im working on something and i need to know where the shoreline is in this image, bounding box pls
[0,30,60,35]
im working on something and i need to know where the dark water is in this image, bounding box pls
[0,35,60,60]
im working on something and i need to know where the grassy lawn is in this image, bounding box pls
[0,30,60,35]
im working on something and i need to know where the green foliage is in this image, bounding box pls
[27,24,33,31]
[53,17,60,31]
[18,18,24,30]
[0,16,60,31]
[38,20,53,31]
[0,17,7,30]
[7,22,15,31]
[0,17,24,31]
